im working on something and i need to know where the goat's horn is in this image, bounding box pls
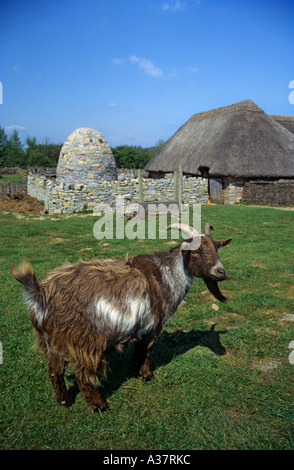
[167,223,199,238]
[204,222,216,235]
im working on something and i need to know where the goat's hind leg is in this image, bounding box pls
[47,351,73,407]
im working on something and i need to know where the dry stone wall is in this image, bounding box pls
[223,179,245,204]
[27,171,208,214]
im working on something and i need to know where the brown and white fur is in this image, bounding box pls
[12,223,232,412]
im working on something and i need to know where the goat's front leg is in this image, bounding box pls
[133,336,156,380]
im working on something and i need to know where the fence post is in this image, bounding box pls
[178,164,183,207]
[138,169,144,204]
[174,170,179,203]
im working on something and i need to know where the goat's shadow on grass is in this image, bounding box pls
[66,325,227,404]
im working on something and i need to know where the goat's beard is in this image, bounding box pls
[204,278,227,302]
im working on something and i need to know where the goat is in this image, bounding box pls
[12,222,232,412]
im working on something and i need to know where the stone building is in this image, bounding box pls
[57,127,117,184]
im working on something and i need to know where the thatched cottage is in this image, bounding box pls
[145,100,294,205]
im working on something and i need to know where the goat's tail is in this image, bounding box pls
[11,261,45,326]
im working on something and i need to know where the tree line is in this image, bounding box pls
[0,126,165,169]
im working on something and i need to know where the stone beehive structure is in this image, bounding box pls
[57,127,117,184]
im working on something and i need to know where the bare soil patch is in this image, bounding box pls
[0,193,44,213]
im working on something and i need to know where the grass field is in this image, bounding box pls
[0,174,26,183]
[0,205,293,450]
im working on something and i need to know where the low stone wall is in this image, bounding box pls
[242,180,294,206]
[27,175,50,204]
[28,171,208,214]
[28,167,57,177]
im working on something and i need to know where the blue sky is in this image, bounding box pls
[1,0,294,147]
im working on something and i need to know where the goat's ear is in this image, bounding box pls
[216,237,232,248]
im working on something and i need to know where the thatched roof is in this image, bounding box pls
[145,100,294,178]
[270,115,294,135]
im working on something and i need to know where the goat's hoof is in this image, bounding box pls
[140,370,154,381]
[90,399,108,412]
[91,402,108,413]
[59,396,73,407]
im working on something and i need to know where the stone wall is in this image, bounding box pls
[242,180,294,206]
[27,171,208,214]
[223,179,245,204]
[27,175,50,204]
[28,167,57,177]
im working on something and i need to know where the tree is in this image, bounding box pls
[27,148,53,167]
[111,145,157,169]
[5,129,25,167]
[25,136,54,167]
[38,142,61,166]
[0,126,8,166]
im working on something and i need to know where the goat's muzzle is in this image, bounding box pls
[209,262,226,281]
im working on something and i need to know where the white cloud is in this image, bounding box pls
[113,55,163,78]
[162,1,187,12]
[112,58,126,65]
[162,1,201,12]
[128,55,163,78]
[5,125,26,132]
[107,102,127,108]
[185,67,199,73]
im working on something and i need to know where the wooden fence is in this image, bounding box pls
[0,167,27,195]
[0,182,27,195]
[17,168,28,180]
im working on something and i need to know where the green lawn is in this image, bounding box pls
[0,205,293,450]
[0,174,26,183]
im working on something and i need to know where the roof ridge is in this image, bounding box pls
[188,100,264,123]
[270,115,294,122]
